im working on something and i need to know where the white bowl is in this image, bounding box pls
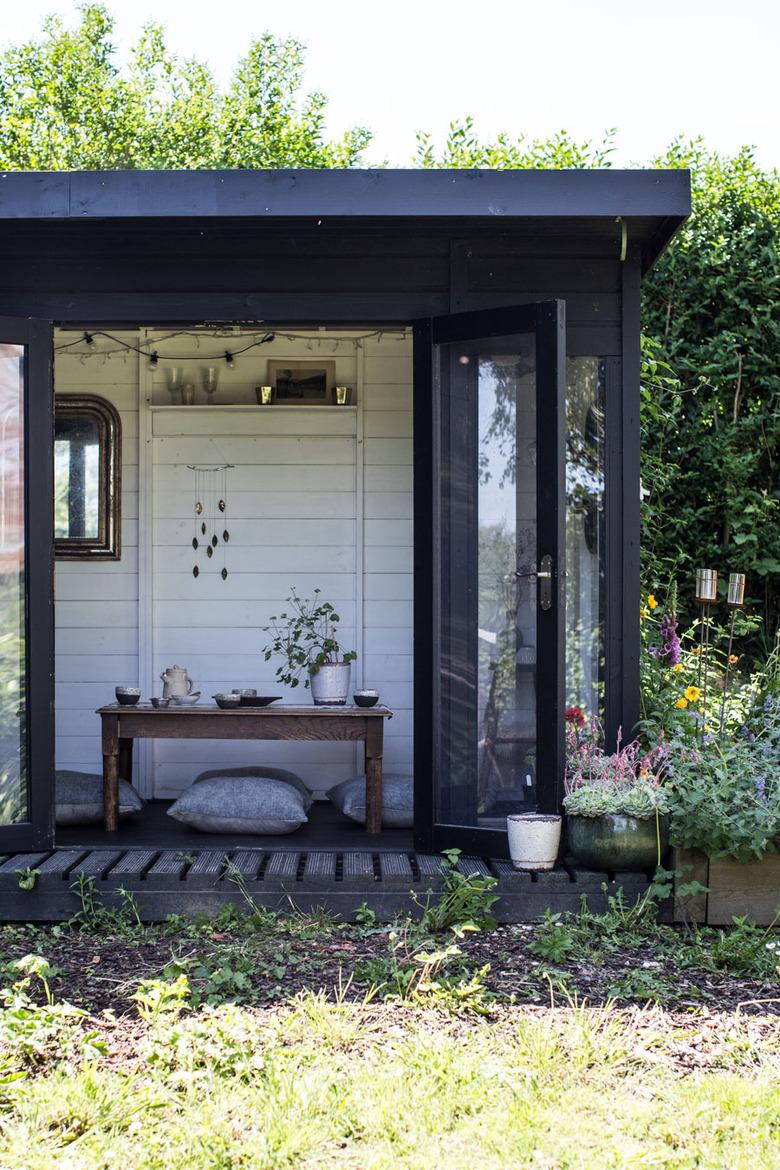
[171,692,201,706]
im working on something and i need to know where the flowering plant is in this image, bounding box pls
[665,693,780,862]
[564,721,668,819]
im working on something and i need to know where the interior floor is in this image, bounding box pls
[56,799,414,852]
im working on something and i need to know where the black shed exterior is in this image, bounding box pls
[0,168,690,861]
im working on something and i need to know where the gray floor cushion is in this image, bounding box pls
[56,769,144,826]
[168,775,309,834]
[327,773,413,828]
[194,766,312,810]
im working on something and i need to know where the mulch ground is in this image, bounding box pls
[0,922,777,1017]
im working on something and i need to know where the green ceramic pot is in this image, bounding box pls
[566,813,668,872]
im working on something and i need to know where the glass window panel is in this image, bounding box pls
[438,335,537,827]
[54,414,101,540]
[0,344,27,824]
[565,357,605,722]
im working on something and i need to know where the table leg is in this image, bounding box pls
[364,721,384,835]
[118,737,134,784]
[101,714,120,833]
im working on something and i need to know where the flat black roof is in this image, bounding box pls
[0,168,690,271]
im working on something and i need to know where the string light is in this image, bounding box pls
[53,327,408,359]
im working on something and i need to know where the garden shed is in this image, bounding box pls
[0,168,691,919]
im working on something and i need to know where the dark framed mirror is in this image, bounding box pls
[54,395,121,560]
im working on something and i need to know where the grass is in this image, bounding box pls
[0,871,778,1167]
[0,990,779,1168]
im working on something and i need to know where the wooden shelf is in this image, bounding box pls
[148,404,357,412]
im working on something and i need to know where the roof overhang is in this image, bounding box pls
[0,168,691,273]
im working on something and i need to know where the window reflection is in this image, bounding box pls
[0,345,26,825]
[565,358,605,721]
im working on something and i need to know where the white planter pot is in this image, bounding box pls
[506,813,562,871]
[309,661,351,705]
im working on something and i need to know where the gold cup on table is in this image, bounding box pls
[255,385,273,405]
[335,385,351,406]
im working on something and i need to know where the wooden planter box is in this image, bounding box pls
[673,848,780,925]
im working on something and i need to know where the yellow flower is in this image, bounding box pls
[729,654,739,665]
[672,663,685,673]
[647,594,658,610]
[684,685,702,702]
[675,698,688,709]
[640,607,649,618]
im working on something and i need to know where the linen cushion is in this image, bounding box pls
[55,769,144,826]
[327,773,413,828]
[167,775,309,835]
[194,766,313,810]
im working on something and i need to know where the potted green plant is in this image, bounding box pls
[262,588,357,705]
[564,719,669,871]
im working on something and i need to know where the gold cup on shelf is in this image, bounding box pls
[255,385,273,405]
[335,385,351,406]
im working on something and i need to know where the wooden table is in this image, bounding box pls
[96,703,393,834]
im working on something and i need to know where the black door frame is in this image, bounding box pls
[413,301,566,857]
[0,317,54,851]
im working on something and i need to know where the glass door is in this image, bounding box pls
[0,319,54,851]
[414,302,565,856]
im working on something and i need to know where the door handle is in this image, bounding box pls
[515,555,554,610]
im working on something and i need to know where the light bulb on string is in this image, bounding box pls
[149,351,159,368]
[224,350,235,368]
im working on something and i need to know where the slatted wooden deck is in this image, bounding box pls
[0,847,654,922]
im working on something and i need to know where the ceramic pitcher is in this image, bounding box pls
[160,664,194,698]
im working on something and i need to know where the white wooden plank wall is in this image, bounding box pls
[54,336,140,771]
[54,329,414,799]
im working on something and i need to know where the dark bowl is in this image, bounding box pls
[353,693,379,708]
[213,694,241,709]
[239,695,282,707]
[116,693,141,706]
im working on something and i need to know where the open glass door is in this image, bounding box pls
[0,319,54,851]
[414,302,565,857]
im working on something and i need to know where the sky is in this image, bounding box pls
[1,0,778,169]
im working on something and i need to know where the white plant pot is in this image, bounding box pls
[506,813,562,871]
[309,662,351,706]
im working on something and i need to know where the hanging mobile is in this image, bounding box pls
[193,565,199,578]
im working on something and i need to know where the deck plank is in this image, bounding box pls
[0,853,53,890]
[302,852,337,886]
[109,849,158,877]
[379,853,413,888]
[145,851,189,887]
[228,850,265,880]
[186,851,229,887]
[457,856,493,880]
[263,851,300,888]
[490,859,532,887]
[73,850,125,880]
[415,854,445,889]
[35,850,89,886]
[342,852,375,887]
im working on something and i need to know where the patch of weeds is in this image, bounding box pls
[357,923,494,1014]
[160,949,255,1007]
[607,965,679,1004]
[354,902,377,928]
[705,916,779,980]
[16,867,40,891]
[0,955,106,1080]
[528,912,577,963]
[68,874,143,936]
[132,973,190,1021]
[412,849,499,933]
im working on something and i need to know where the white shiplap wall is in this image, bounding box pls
[54,329,413,798]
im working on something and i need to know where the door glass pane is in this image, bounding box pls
[0,345,27,824]
[437,335,537,828]
[565,358,605,722]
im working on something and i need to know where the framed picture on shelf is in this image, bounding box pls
[267,360,337,404]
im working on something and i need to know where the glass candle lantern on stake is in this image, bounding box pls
[694,569,718,744]
[719,572,746,736]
